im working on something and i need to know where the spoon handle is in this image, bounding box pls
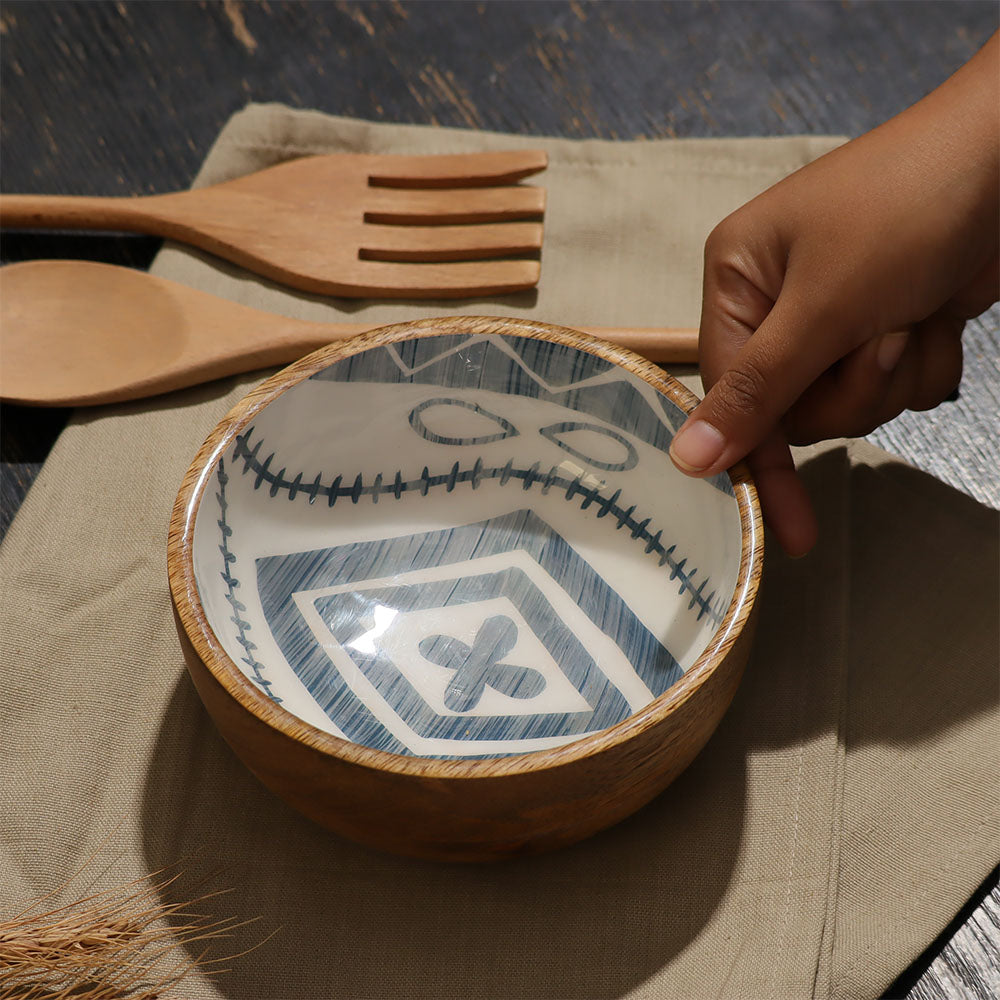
[0,259,699,407]
[578,327,697,364]
[273,323,698,364]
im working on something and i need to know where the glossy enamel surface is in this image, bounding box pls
[168,316,762,858]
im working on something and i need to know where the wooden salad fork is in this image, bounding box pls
[0,151,547,298]
[0,260,699,407]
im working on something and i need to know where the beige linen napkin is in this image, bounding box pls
[1,105,997,1000]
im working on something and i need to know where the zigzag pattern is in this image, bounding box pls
[311,334,734,497]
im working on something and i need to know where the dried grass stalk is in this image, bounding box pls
[0,868,254,1000]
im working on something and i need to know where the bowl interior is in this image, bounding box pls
[190,328,745,760]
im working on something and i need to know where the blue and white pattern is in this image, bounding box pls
[231,423,721,623]
[310,333,733,496]
[192,331,744,759]
[214,457,281,704]
[255,509,681,756]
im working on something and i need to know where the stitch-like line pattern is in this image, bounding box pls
[767,740,806,1000]
[815,573,852,997]
[216,457,282,704]
[231,428,723,624]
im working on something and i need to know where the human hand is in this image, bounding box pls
[669,33,999,558]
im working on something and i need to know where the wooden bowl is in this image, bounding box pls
[168,316,762,861]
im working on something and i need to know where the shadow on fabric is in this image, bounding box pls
[139,444,998,998]
[140,666,747,999]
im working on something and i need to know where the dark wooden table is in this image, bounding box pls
[2,3,997,997]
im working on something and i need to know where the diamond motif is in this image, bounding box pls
[255,509,683,758]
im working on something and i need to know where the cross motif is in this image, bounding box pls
[418,614,546,712]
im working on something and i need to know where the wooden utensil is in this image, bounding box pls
[0,151,547,298]
[0,260,699,407]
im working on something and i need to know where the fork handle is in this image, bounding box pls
[0,193,166,233]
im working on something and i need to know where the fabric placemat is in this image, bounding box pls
[1,104,997,1000]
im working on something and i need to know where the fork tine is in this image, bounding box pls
[367,150,548,188]
[352,258,541,298]
[359,221,543,262]
[364,186,545,225]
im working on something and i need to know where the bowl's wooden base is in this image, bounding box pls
[174,604,756,862]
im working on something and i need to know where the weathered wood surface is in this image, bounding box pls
[1,2,997,996]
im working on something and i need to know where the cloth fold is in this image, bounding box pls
[1,105,996,1000]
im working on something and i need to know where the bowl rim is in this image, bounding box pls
[167,315,763,779]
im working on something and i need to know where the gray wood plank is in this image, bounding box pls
[2,3,997,997]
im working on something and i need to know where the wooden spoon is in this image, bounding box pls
[0,260,698,407]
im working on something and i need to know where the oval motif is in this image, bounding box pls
[409,397,519,446]
[538,421,639,472]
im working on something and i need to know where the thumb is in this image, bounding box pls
[669,297,845,477]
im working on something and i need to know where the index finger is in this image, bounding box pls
[671,288,853,478]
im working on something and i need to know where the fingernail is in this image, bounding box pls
[670,419,726,473]
[876,330,909,372]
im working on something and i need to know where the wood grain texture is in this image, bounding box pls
[0,259,699,406]
[166,316,763,861]
[0,151,547,297]
[1,0,996,993]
